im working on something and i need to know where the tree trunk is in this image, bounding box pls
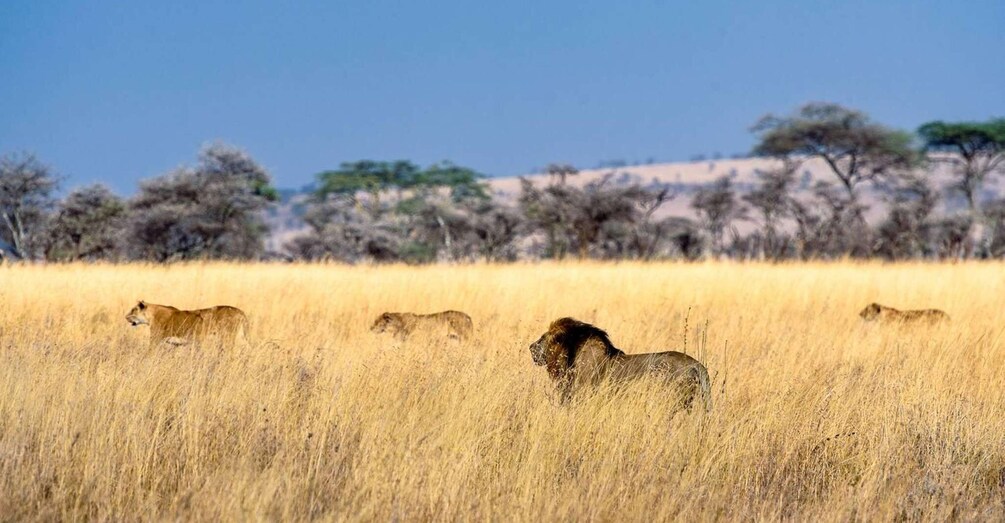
[436,214,452,262]
[963,171,988,259]
[577,231,589,260]
[2,209,27,259]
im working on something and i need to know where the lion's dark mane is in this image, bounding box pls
[549,317,625,366]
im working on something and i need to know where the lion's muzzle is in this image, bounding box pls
[529,339,547,366]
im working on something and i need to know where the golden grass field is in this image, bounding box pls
[1,262,1004,521]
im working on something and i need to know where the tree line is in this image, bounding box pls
[2,103,1003,263]
[0,143,277,262]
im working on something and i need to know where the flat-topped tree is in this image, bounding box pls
[918,119,1005,217]
[545,163,579,186]
[752,103,918,210]
[414,161,488,201]
[315,160,422,216]
[305,160,493,262]
[391,163,488,263]
[316,159,489,214]
[918,118,1005,257]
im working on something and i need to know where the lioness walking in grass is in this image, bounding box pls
[370,311,473,341]
[859,302,949,324]
[125,300,250,348]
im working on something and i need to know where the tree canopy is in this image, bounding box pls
[752,102,917,197]
[127,143,278,261]
[316,160,423,198]
[0,152,60,259]
[317,160,484,195]
[918,119,1005,159]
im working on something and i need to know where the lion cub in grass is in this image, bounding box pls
[859,302,949,324]
[370,311,473,341]
[125,300,250,348]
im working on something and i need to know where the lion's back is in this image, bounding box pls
[197,305,246,320]
[918,309,949,321]
[156,310,204,338]
[617,351,711,411]
[192,306,250,340]
[889,308,949,323]
[403,310,472,338]
[436,310,473,333]
[199,305,247,324]
[617,351,704,380]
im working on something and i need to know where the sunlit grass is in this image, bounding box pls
[1,261,1003,520]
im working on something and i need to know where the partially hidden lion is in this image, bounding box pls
[125,300,250,348]
[370,311,473,341]
[528,317,712,411]
[859,302,949,324]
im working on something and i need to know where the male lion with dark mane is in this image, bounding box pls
[125,300,250,348]
[528,317,712,411]
[859,302,949,324]
[370,311,473,341]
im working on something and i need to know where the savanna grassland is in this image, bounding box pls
[1,262,1004,521]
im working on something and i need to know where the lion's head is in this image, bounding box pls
[370,312,403,334]
[859,302,883,321]
[528,317,620,377]
[125,301,150,327]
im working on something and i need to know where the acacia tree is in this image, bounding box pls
[518,178,570,259]
[0,152,60,260]
[918,118,1005,257]
[625,186,675,260]
[45,184,126,261]
[126,143,278,261]
[415,162,489,200]
[463,200,524,261]
[385,162,495,263]
[743,163,797,259]
[545,163,579,185]
[519,174,667,260]
[787,179,880,259]
[294,160,494,262]
[285,195,400,262]
[315,160,422,218]
[752,103,917,217]
[874,176,938,260]
[691,176,746,257]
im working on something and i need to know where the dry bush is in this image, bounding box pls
[1,262,1003,520]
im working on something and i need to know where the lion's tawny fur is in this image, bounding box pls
[859,302,949,324]
[125,301,250,348]
[528,317,712,411]
[370,310,474,341]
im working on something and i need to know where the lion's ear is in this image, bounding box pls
[138,301,147,309]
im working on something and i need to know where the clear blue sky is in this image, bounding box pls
[2,1,1002,193]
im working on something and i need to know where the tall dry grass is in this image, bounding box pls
[1,262,1003,521]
